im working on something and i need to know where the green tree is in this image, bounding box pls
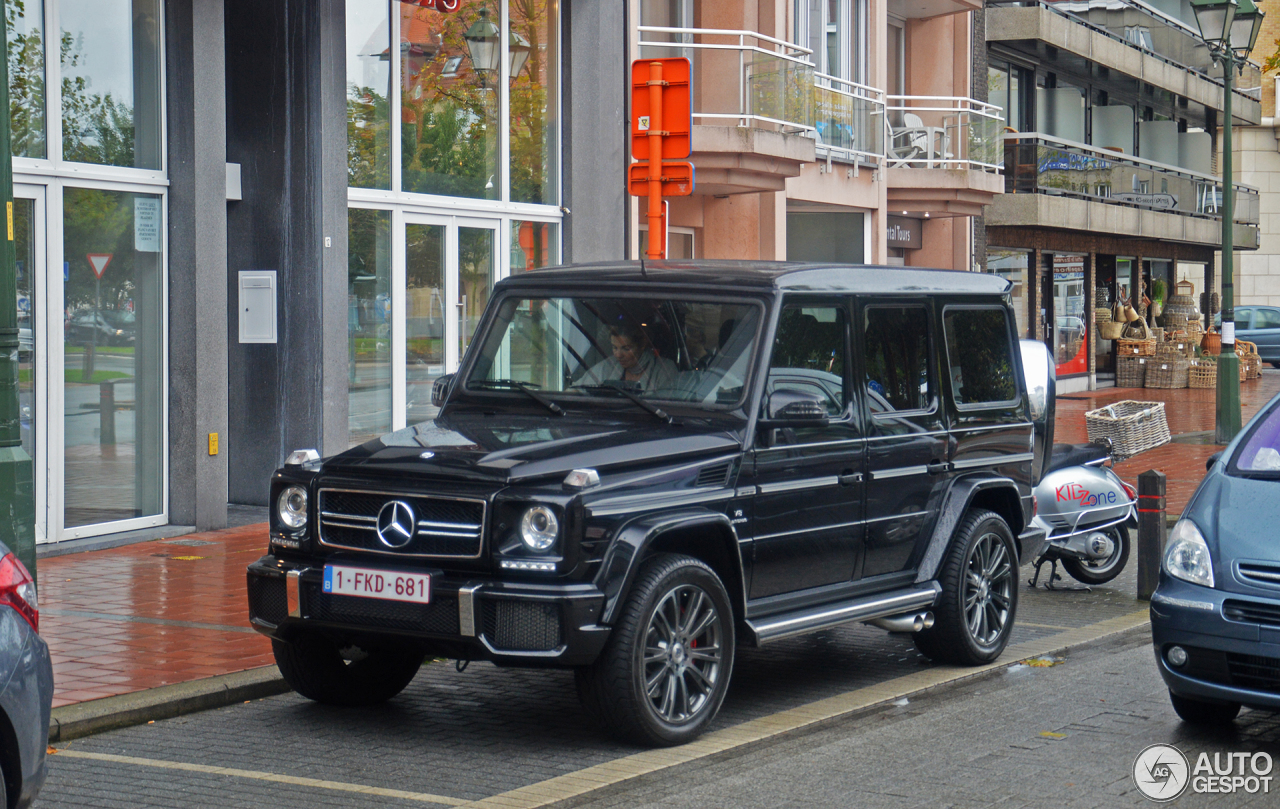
[6,0,45,158]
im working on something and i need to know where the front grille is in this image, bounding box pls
[1238,563,1280,590]
[1227,652,1280,692]
[1223,599,1280,628]
[248,575,288,625]
[317,488,485,558]
[303,582,459,635]
[482,600,562,652]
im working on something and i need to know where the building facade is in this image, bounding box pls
[1237,13,1280,310]
[983,0,1261,393]
[13,0,1004,546]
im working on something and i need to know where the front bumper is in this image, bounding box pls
[247,555,610,667]
[1150,574,1280,711]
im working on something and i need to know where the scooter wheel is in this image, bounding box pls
[1061,526,1130,585]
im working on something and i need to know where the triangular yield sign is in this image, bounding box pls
[87,253,113,279]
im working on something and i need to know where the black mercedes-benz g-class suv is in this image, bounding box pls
[248,261,1051,746]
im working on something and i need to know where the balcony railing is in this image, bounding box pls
[1003,133,1260,226]
[637,26,884,164]
[989,0,1262,102]
[885,96,1004,172]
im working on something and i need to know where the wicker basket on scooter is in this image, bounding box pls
[1116,356,1148,388]
[1144,357,1189,389]
[1085,400,1171,461]
[1188,360,1217,389]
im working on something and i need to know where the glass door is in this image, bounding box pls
[13,185,46,542]
[400,215,498,427]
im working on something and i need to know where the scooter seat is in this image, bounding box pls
[1044,443,1110,476]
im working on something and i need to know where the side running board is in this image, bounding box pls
[745,584,941,645]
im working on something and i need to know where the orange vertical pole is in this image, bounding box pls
[646,61,665,260]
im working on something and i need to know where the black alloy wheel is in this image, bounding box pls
[577,553,735,746]
[1061,526,1130,585]
[914,509,1018,666]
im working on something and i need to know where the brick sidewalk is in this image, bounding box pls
[34,370,1280,710]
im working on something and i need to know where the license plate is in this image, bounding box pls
[323,565,431,604]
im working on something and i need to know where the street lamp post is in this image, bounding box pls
[1192,0,1265,444]
[0,0,37,583]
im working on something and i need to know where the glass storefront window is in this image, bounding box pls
[509,0,558,204]
[62,187,164,528]
[349,209,392,447]
[14,199,35,463]
[347,0,392,189]
[510,221,558,271]
[59,0,163,169]
[988,248,1028,337]
[7,0,46,158]
[1053,254,1088,376]
[405,221,445,427]
[400,1,499,200]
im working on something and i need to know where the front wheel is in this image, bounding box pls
[273,636,423,706]
[914,510,1018,666]
[576,553,735,746]
[1061,526,1131,585]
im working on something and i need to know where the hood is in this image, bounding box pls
[321,411,744,485]
[1187,469,1280,597]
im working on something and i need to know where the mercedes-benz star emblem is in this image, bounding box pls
[376,500,417,549]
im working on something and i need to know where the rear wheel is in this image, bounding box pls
[577,553,734,746]
[1061,526,1130,585]
[273,636,423,706]
[1170,691,1241,726]
[914,510,1018,666]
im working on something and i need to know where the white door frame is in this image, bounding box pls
[14,184,48,543]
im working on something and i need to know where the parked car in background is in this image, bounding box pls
[67,309,135,347]
[1151,390,1280,725]
[17,315,32,360]
[1215,306,1280,368]
[0,542,52,807]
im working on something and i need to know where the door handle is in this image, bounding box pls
[926,461,952,475]
[838,471,863,486]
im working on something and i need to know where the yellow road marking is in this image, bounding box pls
[54,750,468,806]
[466,609,1151,809]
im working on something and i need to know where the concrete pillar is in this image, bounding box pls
[166,0,228,529]
[703,195,762,259]
[564,1,627,262]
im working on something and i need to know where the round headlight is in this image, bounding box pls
[519,505,559,552]
[277,485,308,529]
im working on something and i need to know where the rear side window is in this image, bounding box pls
[943,307,1018,406]
[1254,308,1280,330]
[864,306,931,412]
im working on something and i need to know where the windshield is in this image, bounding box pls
[1231,399,1280,477]
[465,296,762,407]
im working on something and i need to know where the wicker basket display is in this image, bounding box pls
[1116,356,1149,387]
[1155,340,1189,360]
[1085,401,1171,461]
[1117,337,1156,357]
[1145,358,1189,389]
[1098,321,1125,340]
[1095,307,1113,324]
[1188,361,1217,389]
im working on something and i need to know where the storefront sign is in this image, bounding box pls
[887,215,921,250]
[1112,192,1177,210]
[134,198,161,252]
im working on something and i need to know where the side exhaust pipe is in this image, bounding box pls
[867,611,935,633]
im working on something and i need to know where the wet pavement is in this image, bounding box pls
[36,369,1280,711]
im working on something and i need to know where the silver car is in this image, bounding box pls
[0,542,53,807]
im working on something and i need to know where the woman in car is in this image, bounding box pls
[581,323,676,392]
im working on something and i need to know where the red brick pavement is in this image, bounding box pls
[39,525,274,708]
[34,371,1280,710]
[1053,370,1280,516]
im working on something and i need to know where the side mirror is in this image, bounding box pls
[1019,340,1056,484]
[431,374,456,408]
[1207,451,1223,472]
[759,389,830,427]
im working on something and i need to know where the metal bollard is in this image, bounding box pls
[99,381,116,446]
[1137,469,1167,601]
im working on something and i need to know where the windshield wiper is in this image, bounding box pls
[472,379,564,416]
[571,384,672,423]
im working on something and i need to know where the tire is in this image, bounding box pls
[576,553,735,746]
[1060,526,1131,585]
[1170,691,1241,726]
[272,636,423,706]
[914,509,1019,666]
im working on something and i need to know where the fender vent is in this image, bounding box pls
[696,462,731,488]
